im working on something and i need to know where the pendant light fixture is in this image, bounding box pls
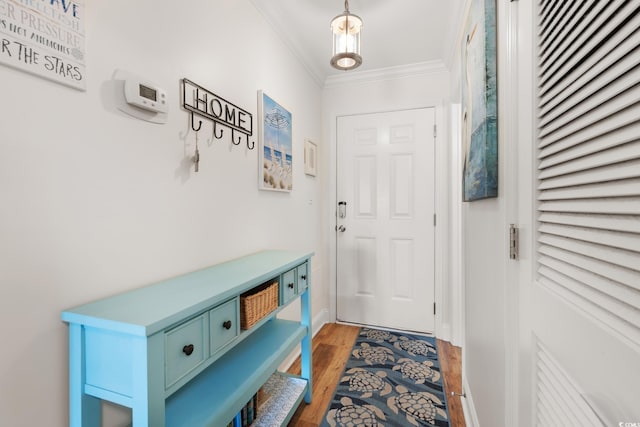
[330,0,363,71]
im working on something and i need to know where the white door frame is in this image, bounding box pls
[327,100,452,340]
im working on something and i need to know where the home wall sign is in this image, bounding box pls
[182,78,255,149]
[0,0,86,91]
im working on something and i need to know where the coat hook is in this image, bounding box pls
[247,135,255,150]
[190,113,202,132]
[213,122,224,139]
[231,129,242,146]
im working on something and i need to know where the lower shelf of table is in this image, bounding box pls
[165,318,307,427]
[252,373,307,427]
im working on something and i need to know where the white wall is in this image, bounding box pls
[0,1,327,426]
[322,64,454,339]
[453,0,508,425]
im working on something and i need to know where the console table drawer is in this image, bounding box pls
[209,298,239,356]
[297,262,309,291]
[165,314,208,388]
[282,268,297,304]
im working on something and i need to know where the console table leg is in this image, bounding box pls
[69,324,101,427]
[132,334,165,427]
[300,287,313,403]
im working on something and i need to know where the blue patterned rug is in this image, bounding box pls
[321,328,450,427]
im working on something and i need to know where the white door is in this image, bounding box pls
[336,108,436,333]
[509,1,640,425]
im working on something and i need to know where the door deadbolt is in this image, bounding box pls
[338,201,347,218]
[338,225,346,232]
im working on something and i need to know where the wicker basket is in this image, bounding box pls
[240,280,279,329]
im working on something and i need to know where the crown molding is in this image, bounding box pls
[249,0,325,88]
[324,60,449,89]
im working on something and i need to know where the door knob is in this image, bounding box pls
[338,225,346,232]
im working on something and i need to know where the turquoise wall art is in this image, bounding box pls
[462,0,498,201]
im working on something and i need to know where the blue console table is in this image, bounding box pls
[61,250,313,426]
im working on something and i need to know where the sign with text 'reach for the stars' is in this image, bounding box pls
[0,0,86,90]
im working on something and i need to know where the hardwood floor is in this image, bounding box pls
[437,338,465,427]
[286,323,465,426]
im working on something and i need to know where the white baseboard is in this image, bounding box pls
[311,308,330,336]
[461,376,480,427]
[279,308,329,370]
[439,322,452,343]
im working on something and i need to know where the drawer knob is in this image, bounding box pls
[300,275,307,280]
[288,283,294,289]
[182,344,194,356]
[223,320,232,330]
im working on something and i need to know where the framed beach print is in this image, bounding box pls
[258,90,293,192]
[304,139,317,177]
[461,0,498,201]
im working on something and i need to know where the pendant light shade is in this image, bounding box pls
[330,0,362,71]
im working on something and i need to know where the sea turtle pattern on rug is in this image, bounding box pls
[322,328,450,427]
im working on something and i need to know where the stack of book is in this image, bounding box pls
[227,392,260,427]
[239,393,258,426]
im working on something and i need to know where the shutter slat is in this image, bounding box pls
[539,10,640,112]
[538,256,640,310]
[538,0,558,24]
[538,198,640,215]
[539,223,640,254]
[537,382,572,427]
[538,349,606,427]
[537,408,554,427]
[539,103,640,153]
[539,179,640,200]
[538,0,583,59]
[539,233,640,272]
[539,1,632,93]
[536,368,587,427]
[538,0,609,67]
[540,182,640,201]
[538,213,640,234]
[538,373,582,427]
[538,158,640,190]
[539,50,640,135]
[538,0,555,21]
[539,0,565,35]
[538,271,640,329]
[539,84,640,146]
[539,131,640,172]
[538,245,640,292]
[538,267,640,328]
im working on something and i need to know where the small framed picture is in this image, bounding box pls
[304,139,317,177]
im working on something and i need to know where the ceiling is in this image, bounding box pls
[250,0,465,85]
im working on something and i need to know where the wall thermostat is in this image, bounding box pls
[114,69,168,124]
[124,78,168,113]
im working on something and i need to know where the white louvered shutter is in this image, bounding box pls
[537,0,640,347]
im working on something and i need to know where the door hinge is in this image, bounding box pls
[433,124,437,138]
[433,214,436,226]
[509,224,519,260]
[433,302,436,315]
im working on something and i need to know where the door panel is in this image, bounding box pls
[336,108,436,333]
[509,1,640,425]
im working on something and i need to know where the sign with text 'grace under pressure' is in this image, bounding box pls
[0,0,86,90]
